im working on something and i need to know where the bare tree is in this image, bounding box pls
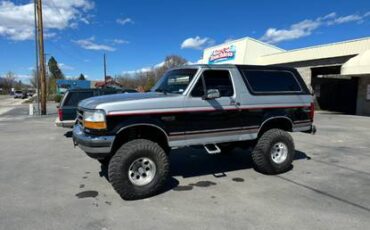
[30,70,39,89]
[154,55,188,81]
[2,71,16,93]
[116,55,188,91]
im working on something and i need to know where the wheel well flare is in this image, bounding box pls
[112,124,169,154]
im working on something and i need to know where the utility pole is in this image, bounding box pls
[36,0,47,115]
[33,0,40,115]
[104,53,107,83]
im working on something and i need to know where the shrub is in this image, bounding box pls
[54,94,62,103]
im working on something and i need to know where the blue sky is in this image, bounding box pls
[0,0,369,82]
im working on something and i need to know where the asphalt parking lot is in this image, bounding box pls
[0,105,369,230]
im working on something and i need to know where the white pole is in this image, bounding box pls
[29,104,34,116]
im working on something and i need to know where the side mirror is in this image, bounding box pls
[203,89,220,100]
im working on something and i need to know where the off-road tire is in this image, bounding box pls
[108,139,169,200]
[252,129,295,174]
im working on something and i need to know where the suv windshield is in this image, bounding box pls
[152,69,198,94]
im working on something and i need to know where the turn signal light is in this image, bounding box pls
[84,121,107,130]
[83,110,107,130]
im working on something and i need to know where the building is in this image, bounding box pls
[202,37,370,116]
[56,77,125,95]
[92,76,123,89]
[56,80,91,95]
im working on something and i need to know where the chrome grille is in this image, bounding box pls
[76,110,84,127]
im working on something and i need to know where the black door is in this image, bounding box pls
[184,70,241,134]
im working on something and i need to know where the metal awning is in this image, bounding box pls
[341,49,370,76]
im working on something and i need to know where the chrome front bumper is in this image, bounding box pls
[72,124,115,159]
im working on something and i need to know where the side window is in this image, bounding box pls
[191,78,204,97]
[191,70,234,97]
[240,69,302,93]
[64,92,94,106]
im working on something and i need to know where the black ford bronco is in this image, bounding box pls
[73,64,316,200]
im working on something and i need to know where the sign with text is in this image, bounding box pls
[208,45,236,64]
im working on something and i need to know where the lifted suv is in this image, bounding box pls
[73,64,316,200]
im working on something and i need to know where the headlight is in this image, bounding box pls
[83,110,107,130]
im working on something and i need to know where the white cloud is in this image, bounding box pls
[328,14,363,25]
[116,18,134,26]
[181,36,215,50]
[58,63,74,71]
[122,61,165,75]
[122,67,152,75]
[16,74,32,82]
[154,61,165,68]
[112,39,129,45]
[261,12,370,44]
[0,0,94,41]
[224,38,235,43]
[261,19,320,44]
[73,36,116,51]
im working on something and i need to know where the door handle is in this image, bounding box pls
[230,100,240,107]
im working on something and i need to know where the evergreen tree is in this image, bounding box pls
[78,73,86,80]
[48,56,64,80]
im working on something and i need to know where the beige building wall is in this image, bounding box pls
[202,37,283,65]
[258,37,370,65]
[296,67,312,87]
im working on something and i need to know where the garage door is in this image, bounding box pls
[313,76,358,114]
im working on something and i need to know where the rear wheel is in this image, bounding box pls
[108,139,169,200]
[251,129,295,174]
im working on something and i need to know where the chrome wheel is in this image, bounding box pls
[128,157,156,186]
[270,142,288,164]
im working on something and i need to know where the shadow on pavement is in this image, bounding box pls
[170,148,310,178]
[97,147,311,197]
[64,131,73,138]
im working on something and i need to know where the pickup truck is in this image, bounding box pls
[73,64,316,200]
[56,88,137,128]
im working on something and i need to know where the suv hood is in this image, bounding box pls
[78,92,175,110]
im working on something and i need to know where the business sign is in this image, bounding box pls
[208,45,236,64]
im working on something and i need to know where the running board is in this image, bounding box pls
[204,144,221,154]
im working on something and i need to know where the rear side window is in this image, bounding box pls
[64,91,94,106]
[191,70,234,97]
[240,70,302,94]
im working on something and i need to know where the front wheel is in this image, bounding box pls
[251,129,295,175]
[108,139,169,200]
